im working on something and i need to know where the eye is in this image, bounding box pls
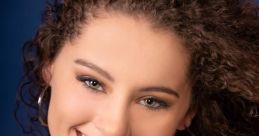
[139,96,168,110]
[76,76,104,92]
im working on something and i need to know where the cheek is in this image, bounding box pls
[129,106,182,136]
[131,94,192,135]
[47,77,98,135]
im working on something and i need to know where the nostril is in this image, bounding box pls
[75,129,86,136]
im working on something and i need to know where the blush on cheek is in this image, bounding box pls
[47,86,100,135]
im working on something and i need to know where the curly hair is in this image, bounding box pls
[16,0,259,135]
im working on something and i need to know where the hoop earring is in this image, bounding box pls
[38,87,49,127]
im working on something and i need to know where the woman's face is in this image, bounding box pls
[46,14,194,136]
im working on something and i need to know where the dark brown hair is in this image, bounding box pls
[16,0,259,135]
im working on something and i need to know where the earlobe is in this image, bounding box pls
[177,121,186,130]
[42,63,53,86]
[177,109,196,130]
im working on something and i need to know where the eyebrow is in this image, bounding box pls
[74,59,114,82]
[74,58,179,98]
[142,87,180,98]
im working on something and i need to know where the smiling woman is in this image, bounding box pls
[16,0,259,136]
[45,15,192,136]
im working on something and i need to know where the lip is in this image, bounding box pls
[75,128,87,136]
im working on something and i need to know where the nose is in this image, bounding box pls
[94,96,131,136]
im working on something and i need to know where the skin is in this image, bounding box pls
[45,14,194,136]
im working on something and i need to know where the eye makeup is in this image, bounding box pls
[75,73,173,112]
[137,96,170,111]
[76,75,105,93]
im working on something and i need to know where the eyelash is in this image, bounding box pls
[76,76,105,92]
[138,96,169,111]
[76,75,169,110]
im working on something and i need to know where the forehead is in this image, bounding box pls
[65,14,190,87]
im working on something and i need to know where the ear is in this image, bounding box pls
[42,63,54,86]
[177,109,196,130]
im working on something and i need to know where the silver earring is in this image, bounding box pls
[249,107,259,118]
[38,87,49,127]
